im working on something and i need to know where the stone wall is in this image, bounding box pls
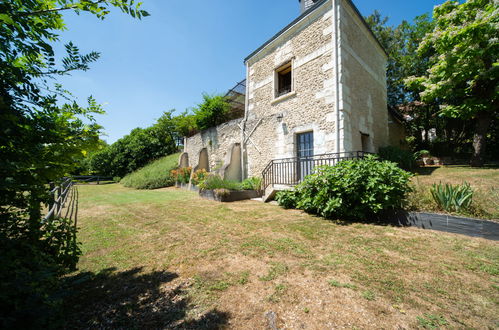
[338,0,389,152]
[244,1,336,178]
[183,118,242,179]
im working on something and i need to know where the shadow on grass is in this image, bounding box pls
[63,267,229,329]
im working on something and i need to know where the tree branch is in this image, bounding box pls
[16,0,106,17]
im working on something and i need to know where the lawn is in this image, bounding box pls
[64,182,499,329]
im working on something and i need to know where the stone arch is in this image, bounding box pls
[196,148,210,172]
[178,152,189,168]
[221,143,242,182]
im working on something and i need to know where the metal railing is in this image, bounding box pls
[44,177,78,224]
[262,151,371,191]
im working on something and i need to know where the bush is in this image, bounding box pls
[379,146,417,171]
[431,182,473,213]
[198,174,242,190]
[193,94,231,131]
[276,156,412,220]
[241,177,262,191]
[121,153,180,189]
[191,169,208,186]
[275,190,299,209]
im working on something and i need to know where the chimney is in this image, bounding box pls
[299,0,320,14]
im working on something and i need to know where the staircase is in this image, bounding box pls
[261,151,370,202]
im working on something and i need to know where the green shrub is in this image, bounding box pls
[431,182,473,213]
[241,177,262,191]
[198,174,242,190]
[191,169,208,186]
[379,146,417,171]
[275,190,299,209]
[171,167,192,184]
[121,153,180,189]
[276,156,412,220]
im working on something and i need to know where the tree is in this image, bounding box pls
[0,1,148,326]
[193,93,231,131]
[406,0,498,167]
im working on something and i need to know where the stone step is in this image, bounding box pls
[263,184,294,202]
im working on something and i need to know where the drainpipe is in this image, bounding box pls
[332,0,341,153]
[241,61,250,180]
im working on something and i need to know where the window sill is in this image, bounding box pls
[271,91,297,105]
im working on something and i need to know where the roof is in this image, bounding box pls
[244,0,387,63]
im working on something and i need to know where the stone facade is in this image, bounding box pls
[183,0,392,182]
[183,118,243,180]
[243,1,336,177]
[338,0,388,152]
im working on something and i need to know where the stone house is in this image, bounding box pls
[181,0,400,197]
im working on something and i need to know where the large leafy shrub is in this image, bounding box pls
[276,156,412,220]
[121,153,180,190]
[379,146,416,171]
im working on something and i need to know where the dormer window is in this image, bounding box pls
[275,61,293,98]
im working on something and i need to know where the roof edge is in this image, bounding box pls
[244,0,329,63]
[244,0,388,64]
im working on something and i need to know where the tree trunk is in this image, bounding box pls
[470,111,492,167]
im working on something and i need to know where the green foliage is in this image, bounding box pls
[0,235,63,329]
[198,174,242,191]
[276,156,413,220]
[193,94,231,131]
[191,169,208,185]
[379,146,416,171]
[171,167,192,184]
[0,0,148,327]
[121,153,180,190]
[89,111,179,178]
[431,182,473,213]
[241,177,262,191]
[405,0,498,165]
[406,0,498,119]
[275,190,299,209]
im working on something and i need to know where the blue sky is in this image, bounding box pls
[57,0,443,143]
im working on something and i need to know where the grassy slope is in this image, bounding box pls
[66,184,499,329]
[410,165,499,219]
[121,153,180,189]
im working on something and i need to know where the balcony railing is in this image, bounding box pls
[262,151,371,191]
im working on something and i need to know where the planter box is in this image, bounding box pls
[178,182,199,192]
[199,189,260,202]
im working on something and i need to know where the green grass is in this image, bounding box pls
[69,184,499,328]
[120,153,180,189]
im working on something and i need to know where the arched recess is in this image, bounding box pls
[222,143,242,182]
[196,148,210,172]
[178,152,189,168]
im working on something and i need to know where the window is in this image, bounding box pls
[275,61,293,98]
